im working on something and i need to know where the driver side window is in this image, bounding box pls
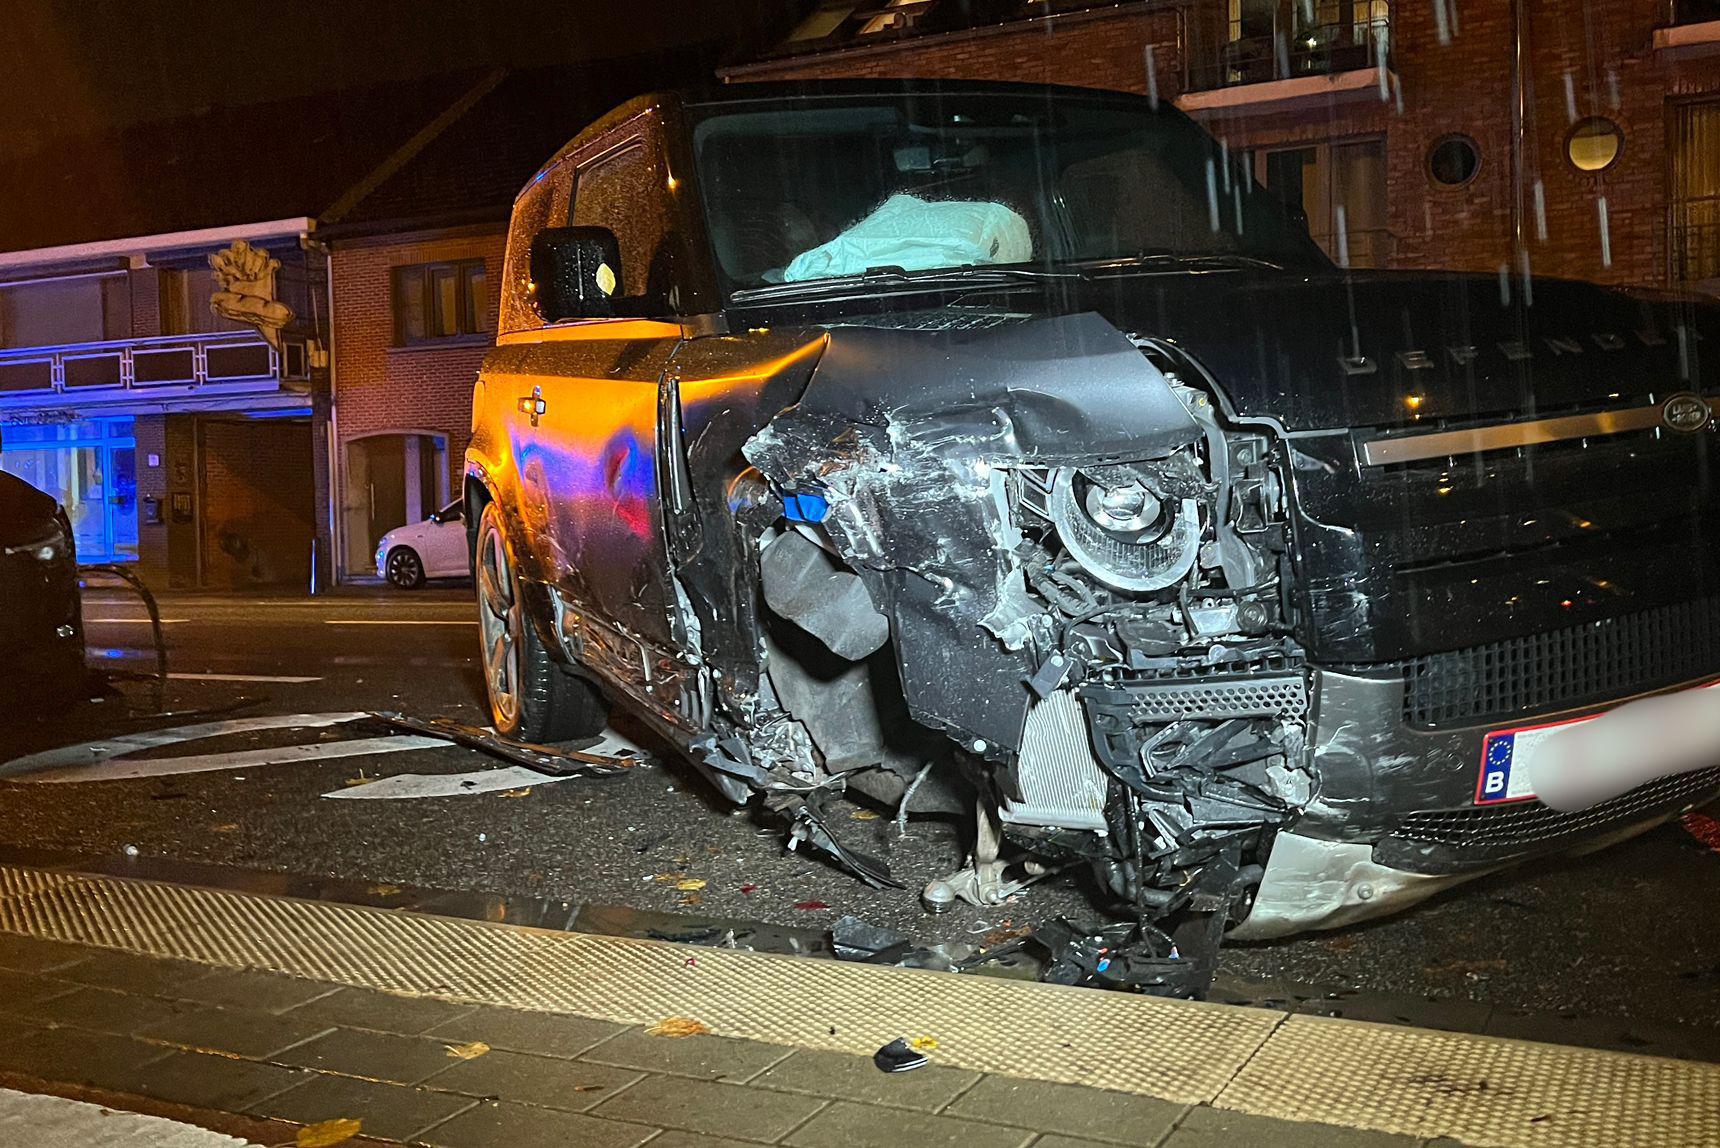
[571,142,680,315]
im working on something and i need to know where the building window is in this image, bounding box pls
[1672,101,1720,282]
[162,267,250,336]
[0,275,130,349]
[1427,134,1481,187]
[392,260,489,344]
[1566,117,1623,173]
[1258,137,1388,268]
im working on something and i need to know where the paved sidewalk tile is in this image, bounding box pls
[0,1026,169,1089]
[645,1132,767,1148]
[138,1005,334,1059]
[426,1005,626,1059]
[163,968,342,1013]
[424,1047,643,1111]
[947,1075,1185,1146]
[103,1049,309,1110]
[1160,1106,1422,1148]
[10,984,198,1034]
[276,1027,461,1083]
[0,934,92,974]
[250,1072,478,1141]
[54,948,220,998]
[590,1072,824,1142]
[282,986,476,1036]
[752,1048,980,1112]
[418,1098,656,1148]
[581,1027,791,1082]
[784,1100,1033,1148]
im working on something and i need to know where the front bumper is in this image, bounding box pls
[1232,666,1720,937]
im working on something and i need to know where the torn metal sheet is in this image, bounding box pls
[17,735,446,784]
[369,712,645,776]
[324,765,583,800]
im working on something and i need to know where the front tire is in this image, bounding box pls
[385,546,425,589]
[474,501,608,742]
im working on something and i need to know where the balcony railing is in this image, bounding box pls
[0,330,279,401]
[1672,211,1720,283]
[1189,10,1392,93]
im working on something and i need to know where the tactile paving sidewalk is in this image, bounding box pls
[0,863,1715,1148]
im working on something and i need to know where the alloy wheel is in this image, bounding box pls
[386,548,422,588]
[476,516,524,730]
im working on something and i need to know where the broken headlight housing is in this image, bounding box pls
[1045,465,1200,593]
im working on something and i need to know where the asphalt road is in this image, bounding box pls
[5,586,1720,1059]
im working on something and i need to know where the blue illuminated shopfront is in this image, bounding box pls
[0,418,138,563]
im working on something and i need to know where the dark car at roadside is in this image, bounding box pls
[1,471,85,701]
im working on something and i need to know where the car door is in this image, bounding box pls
[423,501,470,577]
[507,131,684,676]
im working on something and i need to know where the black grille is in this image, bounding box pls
[1389,766,1720,854]
[1402,597,1720,728]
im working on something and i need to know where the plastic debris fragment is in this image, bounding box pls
[873,1037,929,1073]
[297,1118,362,1147]
[444,1040,490,1060]
[647,1016,711,1038]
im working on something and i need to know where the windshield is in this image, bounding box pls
[688,88,1330,298]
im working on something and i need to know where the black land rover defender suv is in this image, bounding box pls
[466,80,1720,988]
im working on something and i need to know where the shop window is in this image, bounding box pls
[392,260,490,345]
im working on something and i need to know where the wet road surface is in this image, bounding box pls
[5,587,1720,1060]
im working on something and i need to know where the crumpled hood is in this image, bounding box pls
[958,269,1720,432]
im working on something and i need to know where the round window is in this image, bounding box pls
[1567,117,1623,172]
[1428,135,1481,187]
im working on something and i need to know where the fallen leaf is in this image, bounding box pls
[680,893,704,906]
[793,900,831,910]
[211,824,239,834]
[340,777,370,788]
[647,1016,711,1038]
[444,1040,491,1060]
[369,884,402,896]
[297,1118,362,1147]
[675,878,707,891]
[498,787,533,798]
[849,809,881,821]
[909,1036,939,1052]
[653,872,687,884]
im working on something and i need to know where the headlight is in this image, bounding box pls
[4,523,68,564]
[1049,465,1200,592]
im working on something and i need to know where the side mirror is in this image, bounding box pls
[531,226,623,321]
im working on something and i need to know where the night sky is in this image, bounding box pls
[0,1,808,154]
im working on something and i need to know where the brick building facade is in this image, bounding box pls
[327,226,505,576]
[723,1,1720,293]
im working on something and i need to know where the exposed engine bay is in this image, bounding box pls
[681,313,1312,995]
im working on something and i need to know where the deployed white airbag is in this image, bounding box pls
[783,193,1032,282]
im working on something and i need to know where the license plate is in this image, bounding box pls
[1477,680,1720,806]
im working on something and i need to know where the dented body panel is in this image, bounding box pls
[469,80,1720,989]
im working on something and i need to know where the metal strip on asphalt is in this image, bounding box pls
[0,864,1714,1146]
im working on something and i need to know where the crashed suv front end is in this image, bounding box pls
[473,81,1720,995]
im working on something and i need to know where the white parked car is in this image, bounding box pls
[375,500,468,589]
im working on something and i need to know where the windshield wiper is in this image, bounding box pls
[730,263,1086,303]
[1075,252,1289,273]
